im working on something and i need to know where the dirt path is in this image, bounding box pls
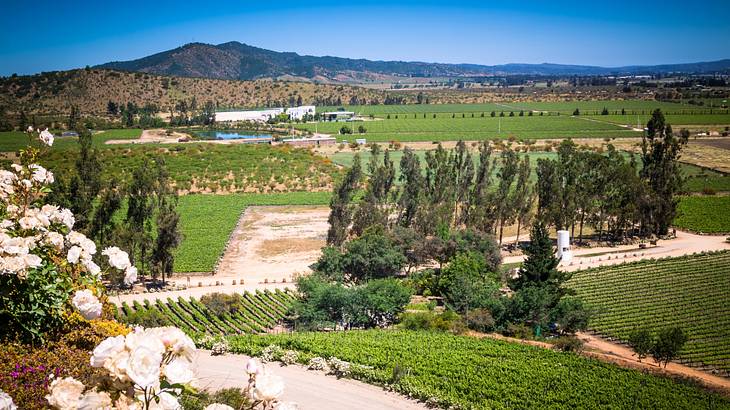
[193,351,428,410]
[503,230,730,270]
[577,332,730,395]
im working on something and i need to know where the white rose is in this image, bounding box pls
[153,391,181,410]
[44,232,65,250]
[113,394,140,410]
[45,377,84,410]
[105,349,131,381]
[67,245,82,264]
[150,327,195,359]
[253,373,285,403]
[163,357,194,385]
[59,209,75,229]
[125,328,166,355]
[0,389,17,410]
[124,266,138,285]
[103,246,131,270]
[126,345,163,389]
[29,164,54,184]
[72,289,102,320]
[78,390,113,410]
[245,358,261,375]
[27,125,34,132]
[204,405,234,410]
[40,129,54,146]
[84,259,101,276]
[91,335,126,367]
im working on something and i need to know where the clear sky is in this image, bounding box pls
[1,0,729,76]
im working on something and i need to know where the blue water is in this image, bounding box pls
[196,131,273,141]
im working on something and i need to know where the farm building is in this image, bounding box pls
[278,135,336,147]
[215,108,284,122]
[322,111,355,121]
[286,105,316,120]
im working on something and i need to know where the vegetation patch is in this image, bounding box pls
[223,329,730,409]
[674,196,730,233]
[568,251,730,375]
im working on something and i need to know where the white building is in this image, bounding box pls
[286,105,316,121]
[556,230,572,264]
[215,108,284,123]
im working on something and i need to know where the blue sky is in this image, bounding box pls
[1,0,729,76]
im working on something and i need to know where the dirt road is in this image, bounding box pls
[193,351,428,410]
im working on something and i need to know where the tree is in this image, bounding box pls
[494,149,519,244]
[123,159,157,277]
[573,108,580,116]
[65,128,102,231]
[438,252,501,319]
[107,101,119,115]
[68,105,80,130]
[549,296,590,333]
[511,155,534,245]
[326,154,362,247]
[628,327,653,362]
[339,230,406,283]
[640,109,688,235]
[152,196,181,284]
[397,148,423,227]
[510,222,569,292]
[651,327,687,368]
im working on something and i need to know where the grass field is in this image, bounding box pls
[174,192,331,272]
[223,330,730,409]
[0,129,141,152]
[568,251,730,376]
[297,115,641,142]
[674,196,730,233]
[320,100,723,116]
[589,113,730,127]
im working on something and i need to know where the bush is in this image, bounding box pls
[553,335,584,352]
[504,323,534,340]
[400,310,465,334]
[465,308,496,332]
[201,292,242,316]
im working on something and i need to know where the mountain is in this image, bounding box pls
[97,42,730,82]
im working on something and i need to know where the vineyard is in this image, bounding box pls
[0,128,142,152]
[674,196,730,233]
[116,289,296,335]
[222,330,730,409]
[567,251,730,376]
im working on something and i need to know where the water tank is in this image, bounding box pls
[556,230,572,263]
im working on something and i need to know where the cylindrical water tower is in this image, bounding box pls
[556,230,572,263]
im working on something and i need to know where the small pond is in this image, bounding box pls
[195,131,273,141]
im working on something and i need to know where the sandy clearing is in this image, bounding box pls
[503,230,730,270]
[193,351,428,410]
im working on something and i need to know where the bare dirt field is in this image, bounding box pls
[215,205,330,284]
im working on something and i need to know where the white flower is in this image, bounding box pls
[44,232,65,250]
[204,405,234,410]
[59,208,75,229]
[125,328,166,356]
[105,349,131,382]
[91,335,126,367]
[245,358,261,375]
[163,357,194,385]
[78,390,113,410]
[150,327,195,359]
[126,345,163,389]
[22,253,42,269]
[72,289,102,320]
[39,128,54,146]
[45,376,84,410]
[29,164,54,184]
[253,372,285,403]
[152,392,180,410]
[124,266,138,285]
[0,389,17,410]
[27,125,34,132]
[83,259,101,276]
[103,246,131,270]
[67,245,82,264]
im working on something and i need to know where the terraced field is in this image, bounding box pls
[117,289,296,335]
[567,251,730,376]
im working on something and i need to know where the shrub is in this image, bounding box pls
[465,308,496,332]
[308,357,330,372]
[504,323,534,340]
[327,357,351,378]
[280,350,300,365]
[201,292,242,316]
[553,335,584,352]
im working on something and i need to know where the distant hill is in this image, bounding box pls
[97,41,730,82]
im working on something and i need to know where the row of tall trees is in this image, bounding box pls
[327,141,535,248]
[536,110,688,240]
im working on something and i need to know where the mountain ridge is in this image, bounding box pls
[96,41,730,82]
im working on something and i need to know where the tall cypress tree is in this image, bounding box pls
[510,222,569,292]
[327,154,362,247]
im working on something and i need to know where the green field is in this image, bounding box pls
[674,196,730,233]
[320,100,722,116]
[568,252,730,375]
[0,129,141,152]
[222,330,730,409]
[117,289,296,335]
[297,115,642,142]
[174,192,330,272]
[589,114,730,126]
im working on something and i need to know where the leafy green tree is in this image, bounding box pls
[511,155,534,245]
[352,146,395,235]
[510,222,568,292]
[340,230,406,283]
[628,327,653,362]
[123,159,158,278]
[549,296,590,333]
[397,148,423,227]
[495,149,519,244]
[640,109,689,235]
[438,252,501,319]
[651,327,688,368]
[152,196,181,284]
[327,154,362,247]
